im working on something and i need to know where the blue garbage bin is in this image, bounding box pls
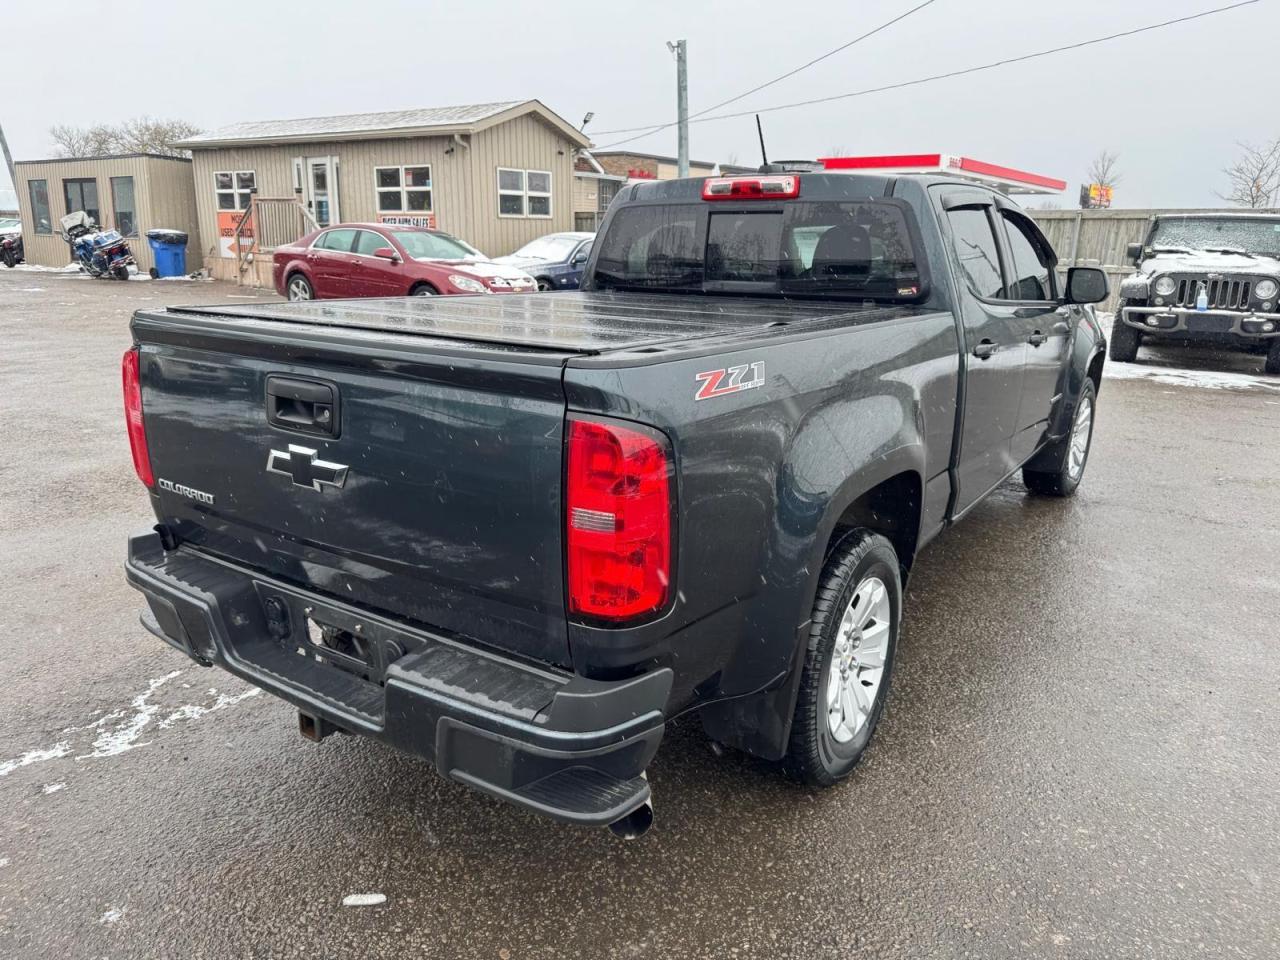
[146,229,189,278]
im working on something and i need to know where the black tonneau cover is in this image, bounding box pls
[169,292,907,355]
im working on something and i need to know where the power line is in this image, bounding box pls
[592,0,941,150]
[590,0,1257,152]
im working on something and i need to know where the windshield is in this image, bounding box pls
[1149,217,1280,257]
[592,201,923,300]
[511,235,582,261]
[390,229,479,261]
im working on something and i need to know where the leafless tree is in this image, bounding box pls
[49,123,118,158]
[1217,139,1280,208]
[1087,149,1121,188]
[49,116,202,158]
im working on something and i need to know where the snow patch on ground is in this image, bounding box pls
[1096,311,1280,393]
[0,744,72,777]
[0,671,261,779]
[99,907,124,924]
[343,893,387,908]
[41,782,66,795]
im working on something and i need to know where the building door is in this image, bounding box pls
[302,157,340,228]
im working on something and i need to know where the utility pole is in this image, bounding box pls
[0,120,16,196]
[667,39,689,178]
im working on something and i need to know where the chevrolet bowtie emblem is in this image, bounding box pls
[266,444,349,492]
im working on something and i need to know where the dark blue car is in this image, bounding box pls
[494,231,595,291]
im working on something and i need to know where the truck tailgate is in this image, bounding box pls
[132,304,577,666]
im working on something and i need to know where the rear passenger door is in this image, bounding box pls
[936,191,1027,515]
[350,229,404,297]
[307,228,357,298]
[996,207,1071,464]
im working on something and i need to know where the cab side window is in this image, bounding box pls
[1000,212,1055,301]
[945,207,1005,299]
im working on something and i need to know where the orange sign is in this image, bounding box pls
[378,212,436,230]
[217,209,257,258]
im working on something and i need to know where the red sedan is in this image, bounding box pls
[272,223,538,300]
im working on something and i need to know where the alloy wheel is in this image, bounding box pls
[826,576,892,743]
[1067,396,1093,480]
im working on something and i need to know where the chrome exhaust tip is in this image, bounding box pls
[607,800,654,840]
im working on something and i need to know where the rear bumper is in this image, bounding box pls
[1120,305,1280,339]
[125,531,669,827]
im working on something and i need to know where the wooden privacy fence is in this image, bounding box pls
[1029,207,1280,312]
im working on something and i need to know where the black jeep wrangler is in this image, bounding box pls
[1113,213,1280,374]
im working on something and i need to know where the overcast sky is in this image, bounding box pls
[2,0,1275,208]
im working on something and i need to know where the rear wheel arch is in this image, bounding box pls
[824,469,924,581]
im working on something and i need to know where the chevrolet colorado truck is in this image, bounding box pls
[1113,212,1280,374]
[123,172,1109,838]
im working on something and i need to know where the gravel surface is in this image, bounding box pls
[1,271,1277,959]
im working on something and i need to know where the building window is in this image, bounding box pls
[63,178,100,226]
[110,176,137,237]
[28,179,51,234]
[375,165,432,212]
[215,171,256,211]
[497,168,552,219]
[597,179,619,214]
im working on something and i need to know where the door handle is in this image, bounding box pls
[972,339,998,360]
[1028,331,1048,347]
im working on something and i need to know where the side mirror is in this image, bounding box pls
[571,252,588,265]
[1125,241,1144,264]
[1065,266,1109,305]
[373,246,400,262]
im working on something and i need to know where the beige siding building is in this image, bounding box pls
[176,100,591,284]
[12,154,201,274]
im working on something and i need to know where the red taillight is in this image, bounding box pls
[702,175,800,201]
[566,418,672,622]
[122,348,154,488]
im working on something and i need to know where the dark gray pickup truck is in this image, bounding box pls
[124,172,1108,837]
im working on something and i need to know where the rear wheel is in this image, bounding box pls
[410,284,436,296]
[1266,338,1280,376]
[287,274,313,301]
[1023,378,1097,497]
[785,529,901,787]
[112,263,130,281]
[1109,300,1141,362]
[1,249,14,269]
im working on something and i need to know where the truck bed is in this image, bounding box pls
[160,291,928,357]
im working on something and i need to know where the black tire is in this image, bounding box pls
[1023,377,1098,497]
[409,283,437,296]
[149,267,159,279]
[535,277,553,292]
[1109,300,1141,362]
[112,264,130,281]
[286,273,314,301]
[1266,338,1280,376]
[1,250,14,269]
[784,529,901,787]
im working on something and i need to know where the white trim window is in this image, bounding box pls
[215,170,256,211]
[375,165,433,213]
[497,167,553,219]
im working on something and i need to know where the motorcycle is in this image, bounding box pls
[59,211,135,280]
[0,232,22,269]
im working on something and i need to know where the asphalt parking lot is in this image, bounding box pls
[1,268,1277,959]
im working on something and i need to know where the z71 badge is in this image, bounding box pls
[694,362,765,401]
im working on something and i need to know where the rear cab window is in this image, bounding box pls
[592,198,925,301]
